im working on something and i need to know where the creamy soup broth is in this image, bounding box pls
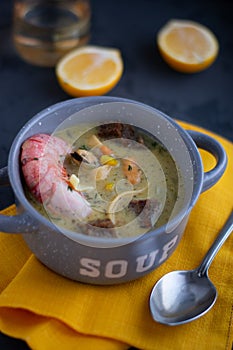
[24,123,183,238]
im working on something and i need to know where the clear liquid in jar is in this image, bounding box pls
[13,0,91,67]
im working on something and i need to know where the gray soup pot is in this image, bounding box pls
[0,97,227,284]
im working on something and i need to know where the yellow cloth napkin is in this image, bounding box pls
[0,121,233,350]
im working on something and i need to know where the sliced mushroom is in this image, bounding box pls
[88,134,103,148]
[108,187,146,224]
[88,134,113,156]
[74,149,99,168]
[95,164,112,181]
[70,151,82,166]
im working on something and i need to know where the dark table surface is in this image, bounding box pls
[0,0,232,348]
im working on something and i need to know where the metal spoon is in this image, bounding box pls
[150,211,233,326]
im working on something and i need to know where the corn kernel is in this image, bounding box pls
[100,155,118,166]
[69,174,80,190]
[105,183,114,191]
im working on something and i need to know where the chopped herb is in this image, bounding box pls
[67,185,73,191]
[157,146,162,153]
[33,157,39,161]
[79,144,88,150]
[128,165,132,171]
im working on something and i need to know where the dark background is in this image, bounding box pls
[0,0,232,348]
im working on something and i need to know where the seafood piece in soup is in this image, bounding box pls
[21,123,181,239]
[21,133,92,220]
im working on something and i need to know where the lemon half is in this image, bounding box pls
[56,45,124,96]
[157,19,219,73]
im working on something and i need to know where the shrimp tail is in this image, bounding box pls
[21,133,92,220]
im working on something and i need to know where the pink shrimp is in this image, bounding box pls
[122,158,142,185]
[21,133,91,220]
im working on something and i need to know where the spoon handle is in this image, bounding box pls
[197,211,233,277]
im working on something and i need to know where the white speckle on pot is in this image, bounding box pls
[38,122,42,126]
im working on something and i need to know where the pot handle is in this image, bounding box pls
[0,166,38,234]
[187,130,227,192]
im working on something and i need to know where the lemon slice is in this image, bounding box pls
[157,19,219,73]
[56,45,124,96]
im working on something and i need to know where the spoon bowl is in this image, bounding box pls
[150,270,217,325]
[150,211,233,326]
